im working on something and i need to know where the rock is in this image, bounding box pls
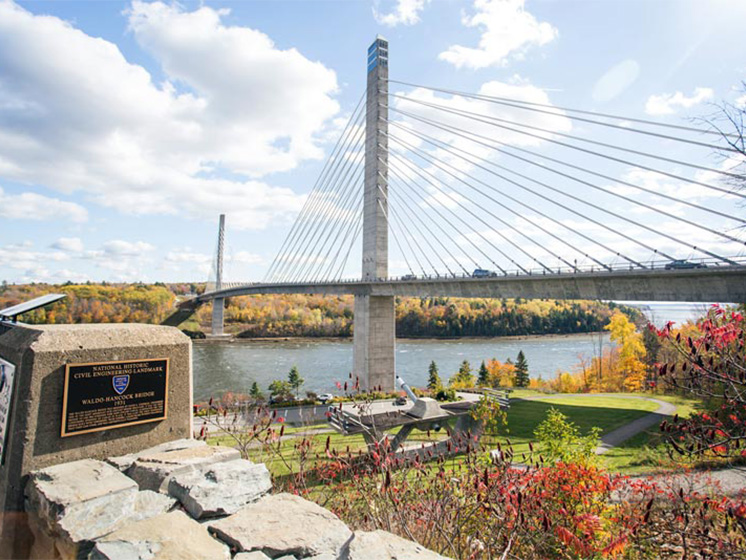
[306,555,337,560]
[208,493,352,558]
[126,445,241,492]
[131,490,177,522]
[25,459,138,553]
[348,530,452,560]
[168,459,271,518]
[107,438,206,472]
[275,556,297,560]
[233,553,272,560]
[88,510,230,560]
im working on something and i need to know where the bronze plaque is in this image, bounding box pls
[61,358,169,437]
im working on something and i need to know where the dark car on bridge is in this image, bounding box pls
[472,269,498,278]
[664,260,708,270]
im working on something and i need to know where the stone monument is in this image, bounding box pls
[0,323,192,557]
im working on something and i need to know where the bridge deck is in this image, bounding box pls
[197,265,746,304]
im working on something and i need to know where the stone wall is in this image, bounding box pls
[23,438,450,560]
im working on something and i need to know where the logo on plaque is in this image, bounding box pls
[112,374,129,395]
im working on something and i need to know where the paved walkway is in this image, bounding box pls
[513,393,677,455]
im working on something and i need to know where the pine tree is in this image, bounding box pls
[249,381,263,400]
[478,360,489,386]
[427,360,442,391]
[288,366,304,397]
[450,360,475,388]
[514,350,530,387]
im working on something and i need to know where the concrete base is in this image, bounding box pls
[353,295,395,392]
[0,324,193,558]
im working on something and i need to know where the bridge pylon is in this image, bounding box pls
[354,36,395,392]
[211,214,226,337]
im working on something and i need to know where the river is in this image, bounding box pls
[192,302,712,401]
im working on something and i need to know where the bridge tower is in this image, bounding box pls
[211,214,226,336]
[354,36,395,392]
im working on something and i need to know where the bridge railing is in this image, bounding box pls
[202,255,746,294]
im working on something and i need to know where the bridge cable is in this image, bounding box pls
[382,169,484,272]
[387,79,743,140]
[276,124,366,282]
[386,108,741,264]
[277,126,365,282]
[389,149,561,274]
[312,174,366,282]
[381,172,455,276]
[386,164,511,274]
[389,96,746,198]
[303,167,366,283]
[287,151,366,283]
[374,193,417,277]
[266,93,366,281]
[386,118,746,251]
[386,123,631,270]
[387,129,620,271]
[334,216,365,281]
[372,179,430,277]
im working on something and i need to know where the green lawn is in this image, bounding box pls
[207,393,704,478]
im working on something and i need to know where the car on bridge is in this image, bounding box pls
[472,268,498,278]
[401,274,417,281]
[664,260,708,270]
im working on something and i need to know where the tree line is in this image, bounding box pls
[1,282,641,339]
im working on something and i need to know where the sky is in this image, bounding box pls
[1,0,745,284]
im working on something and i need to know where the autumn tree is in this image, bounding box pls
[486,359,515,388]
[450,360,475,389]
[657,306,746,460]
[604,311,646,391]
[514,350,530,387]
[288,366,304,398]
[427,360,442,391]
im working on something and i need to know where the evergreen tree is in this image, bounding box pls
[249,381,263,400]
[478,360,489,386]
[288,366,304,397]
[514,350,530,387]
[450,360,475,388]
[427,360,442,391]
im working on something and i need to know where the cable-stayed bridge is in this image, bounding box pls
[172,36,746,391]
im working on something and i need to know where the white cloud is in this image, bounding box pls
[51,237,84,253]
[0,1,338,229]
[736,94,746,109]
[374,0,429,27]
[592,60,640,103]
[101,240,155,256]
[439,0,558,70]
[645,87,714,116]
[0,187,88,222]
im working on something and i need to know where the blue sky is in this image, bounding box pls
[1,0,744,284]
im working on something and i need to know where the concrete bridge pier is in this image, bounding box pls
[354,295,395,392]
[211,297,225,336]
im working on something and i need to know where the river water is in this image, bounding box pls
[192,302,712,401]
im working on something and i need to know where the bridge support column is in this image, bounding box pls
[354,295,395,392]
[353,36,395,392]
[211,297,224,336]
[210,214,226,337]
